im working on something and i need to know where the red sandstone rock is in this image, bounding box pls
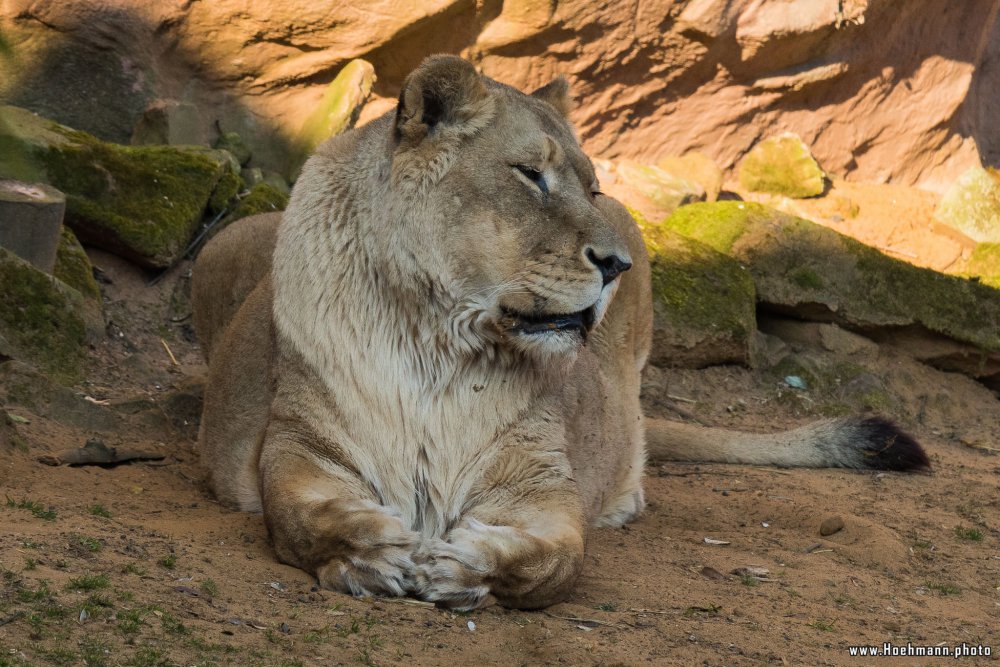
[1,0,996,190]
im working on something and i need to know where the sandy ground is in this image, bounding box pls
[1,187,999,666]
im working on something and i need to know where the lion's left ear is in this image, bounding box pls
[531,77,572,116]
[396,55,494,142]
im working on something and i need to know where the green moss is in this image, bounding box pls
[664,201,1000,355]
[935,167,1000,243]
[0,106,229,268]
[738,133,825,198]
[53,227,99,302]
[223,183,288,224]
[633,207,757,366]
[664,201,761,253]
[791,267,823,290]
[214,132,252,166]
[208,166,243,215]
[0,248,87,383]
[44,133,223,267]
[297,59,375,153]
[962,242,1000,289]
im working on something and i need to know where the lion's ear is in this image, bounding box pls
[396,55,493,140]
[531,77,571,116]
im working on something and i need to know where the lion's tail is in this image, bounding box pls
[644,416,930,471]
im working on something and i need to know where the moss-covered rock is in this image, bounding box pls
[633,208,757,367]
[664,201,1000,384]
[53,226,100,302]
[961,243,1000,289]
[934,167,1000,243]
[207,163,243,216]
[214,131,252,166]
[0,247,89,383]
[194,183,289,253]
[293,59,375,176]
[0,105,233,269]
[738,133,826,198]
[656,152,724,202]
[223,183,288,225]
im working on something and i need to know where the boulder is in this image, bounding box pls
[0,179,65,273]
[738,133,826,198]
[961,243,1000,290]
[214,132,252,167]
[934,167,1000,243]
[0,247,91,383]
[607,161,705,223]
[0,105,236,269]
[53,226,100,303]
[130,100,206,147]
[663,202,1000,387]
[220,184,288,230]
[292,59,376,176]
[655,152,724,202]
[634,208,756,368]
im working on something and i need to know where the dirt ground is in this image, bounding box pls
[1,187,998,666]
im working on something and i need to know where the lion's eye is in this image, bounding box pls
[514,164,548,195]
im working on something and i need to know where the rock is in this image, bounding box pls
[738,133,826,198]
[0,179,65,273]
[663,202,1000,386]
[130,100,206,147]
[194,184,289,255]
[934,167,1000,243]
[53,226,100,303]
[223,184,289,228]
[260,172,291,196]
[819,516,845,537]
[0,248,90,383]
[241,167,264,188]
[0,105,233,269]
[656,152,724,202]
[214,132,252,167]
[204,155,244,216]
[0,360,120,429]
[292,59,376,176]
[0,2,996,192]
[635,208,757,368]
[608,161,705,223]
[960,243,1000,289]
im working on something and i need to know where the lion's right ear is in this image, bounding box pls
[395,55,494,142]
[531,77,571,117]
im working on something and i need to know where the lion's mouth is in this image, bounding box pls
[500,305,597,339]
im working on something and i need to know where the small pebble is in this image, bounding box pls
[819,516,845,536]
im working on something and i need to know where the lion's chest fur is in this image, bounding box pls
[276,332,556,539]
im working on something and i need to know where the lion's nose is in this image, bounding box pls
[585,248,632,285]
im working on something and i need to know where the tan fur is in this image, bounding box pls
[193,55,925,611]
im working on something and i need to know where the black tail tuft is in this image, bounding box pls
[854,417,931,472]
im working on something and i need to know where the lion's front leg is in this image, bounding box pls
[259,431,421,598]
[416,439,586,610]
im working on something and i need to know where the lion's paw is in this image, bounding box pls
[316,507,421,598]
[414,520,513,610]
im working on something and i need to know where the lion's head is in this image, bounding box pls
[389,56,632,358]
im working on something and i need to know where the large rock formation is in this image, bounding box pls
[0,105,239,269]
[1,1,996,190]
[664,202,1000,389]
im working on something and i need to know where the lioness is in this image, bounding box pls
[192,55,928,610]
